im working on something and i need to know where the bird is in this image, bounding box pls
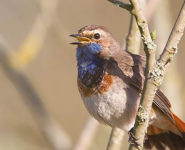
[70,25,185,149]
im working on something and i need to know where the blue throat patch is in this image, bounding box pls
[76,43,103,80]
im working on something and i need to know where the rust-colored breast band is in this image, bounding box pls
[98,74,113,94]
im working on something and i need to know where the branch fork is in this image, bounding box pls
[107,0,185,149]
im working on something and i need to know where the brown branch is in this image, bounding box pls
[0,38,72,150]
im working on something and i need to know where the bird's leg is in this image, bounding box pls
[128,128,140,147]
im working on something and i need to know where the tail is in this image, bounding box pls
[173,113,185,135]
[144,114,185,150]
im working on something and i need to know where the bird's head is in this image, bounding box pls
[70,25,121,59]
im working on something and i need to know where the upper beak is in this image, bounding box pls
[70,34,92,45]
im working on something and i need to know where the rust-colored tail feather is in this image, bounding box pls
[145,114,185,150]
[144,131,185,150]
[173,113,185,134]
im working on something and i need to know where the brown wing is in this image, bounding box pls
[112,50,185,149]
[113,51,174,123]
[154,90,174,122]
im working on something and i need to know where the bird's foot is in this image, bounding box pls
[128,128,140,147]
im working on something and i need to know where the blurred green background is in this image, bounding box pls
[0,0,185,150]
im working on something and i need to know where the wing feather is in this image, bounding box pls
[113,51,174,123]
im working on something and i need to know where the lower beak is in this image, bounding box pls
[70,34,92,45]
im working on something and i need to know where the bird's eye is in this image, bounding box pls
[94,33,100,39]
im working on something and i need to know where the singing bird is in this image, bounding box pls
[70,25,185,149]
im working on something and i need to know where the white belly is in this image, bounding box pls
[81,77,140,131]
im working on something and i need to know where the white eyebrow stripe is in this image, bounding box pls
[83,30,105,37]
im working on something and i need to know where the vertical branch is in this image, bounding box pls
[107,0,140,149]
[106,128,125,150]
[126,0,159,54]
[107,0,160,149]
[129,1,185,150]
[128,0,157,149]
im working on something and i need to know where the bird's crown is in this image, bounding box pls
[70,25,112,45]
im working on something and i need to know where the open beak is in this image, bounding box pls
[70,34,92,45]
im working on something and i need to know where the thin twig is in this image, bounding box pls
[159,1,185,66]
[108,0,159,21]
[73,118,99,150]
[106,128,125,150]
[154,0,184,116]
[129,1,185,150]
[107,0,132,11]
[127,0,157,149]
[126,0,159,54]
[0,38,72,150]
